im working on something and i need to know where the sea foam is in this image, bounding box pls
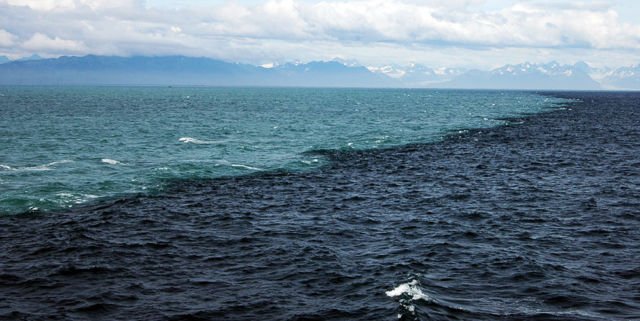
[230,164,263,171]
[386,280,431,320]
[179,137,217,145]
[386,280,431,301]
[0,160,73,172]
[101,158,121,165]
[214,160,263,171]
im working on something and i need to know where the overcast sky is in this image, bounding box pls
[1,0,639,69]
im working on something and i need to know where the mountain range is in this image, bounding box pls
[599,65,640,90]
[0,55,638,90]
[0,55,392,87]
[442,61,601,90]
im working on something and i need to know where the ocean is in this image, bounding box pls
[0,87,562,215]
[1,88,639,320]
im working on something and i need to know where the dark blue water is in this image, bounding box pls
[1,91,639,320]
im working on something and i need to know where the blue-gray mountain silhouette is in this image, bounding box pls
[0,55,392,87]
[1,55,637,90]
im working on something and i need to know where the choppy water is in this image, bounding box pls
[1,90,640,321]
[0,87,562,214]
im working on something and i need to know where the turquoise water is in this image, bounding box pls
[0,87,567,214]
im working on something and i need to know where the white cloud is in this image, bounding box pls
[5,0,75,11]
[0,29,16,47]
[22,33,88,53]
[158,0,640,50]
[4,0,142,11]
[1,0,639,68]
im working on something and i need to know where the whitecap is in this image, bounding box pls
[101,158,121,165]
[46,160,73,166]
[56,192,99,205]
[179,137,216,145]
[230,164,263,171]
[214,159,231,166]
[213,160,262,171]
[386,279,432,320]
[374,135,390,144]
[300,158,319,165]
[23,165,53,171]
[386,279,431,301]
[3,160,74,172]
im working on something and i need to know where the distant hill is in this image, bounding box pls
[17,54,43,62]
[442,62,602,90]
[0,56,9,64]
[0,55,393,87]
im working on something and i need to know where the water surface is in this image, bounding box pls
[0,87,564,214]
[1,91,638,320]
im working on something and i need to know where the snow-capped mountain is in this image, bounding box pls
[0,54,637,90]
[330,57,362,68]
[268,60,394,87]
[368,63,464,86]
[601,65,640,90]
[444,61,601,90]
[492,61,578,77]
[367,65,407,79]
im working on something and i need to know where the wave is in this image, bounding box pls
[178,137,219,145]
[299,158,320,165]
[55,193,99,205]
[214,160,263,171]
[386,279,605,321]
[101,158,121,165]
[386,280,431,301]
[0,160,73,172]
[386,280,432,320]
[230,164,263,171]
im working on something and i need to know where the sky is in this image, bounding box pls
[1,0,639,69]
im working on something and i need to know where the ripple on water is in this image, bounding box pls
[0,92,639,320]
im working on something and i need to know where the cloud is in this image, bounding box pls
[5,0,75,11]
[22,33,88,54]
[4,0,142,11]
[0,0,639,67]
[0,29,16,47]
[298,1,640,49]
